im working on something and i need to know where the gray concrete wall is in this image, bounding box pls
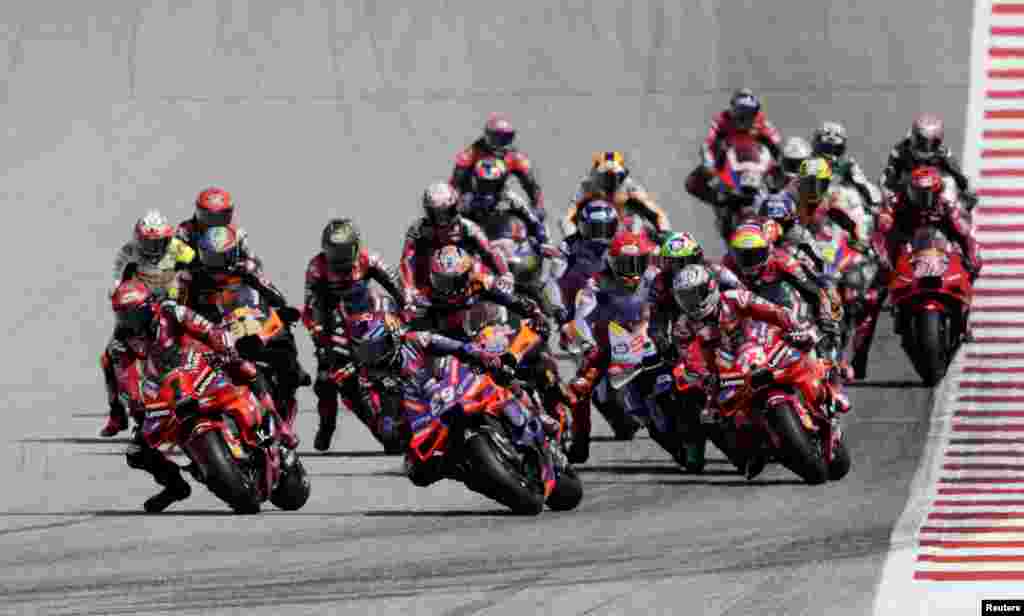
[0,1,971,422]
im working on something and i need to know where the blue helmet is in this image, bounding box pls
[578,199,619,243]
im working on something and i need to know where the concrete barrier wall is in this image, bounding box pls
[0,1,971,414]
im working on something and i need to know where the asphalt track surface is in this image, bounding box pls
[0,3,972,614]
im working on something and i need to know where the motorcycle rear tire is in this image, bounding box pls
[828,438,852,481]
[466,432,544,515]
[189,430,261,514]
[912,310,949,387]
[767,403,828,485]
[546,465,583,511]
[270,456,311,511]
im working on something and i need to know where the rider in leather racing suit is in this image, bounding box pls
[669,264,822,479]
[414,245,547,338]
[400,182,513,304]
[545,199,619,330]
[450,113,545,217]
[686,88,783,200]
[649,232,743,355]
[303,218,407,451]
[564,230,660,463]
[105,280,290,512]
[185,225,308,438]
[811,121,882,210]
[880,113,978,210]
[339,312,505,486]
[100,210,195,437]
[561,151,670,238]
[459,157,549,249]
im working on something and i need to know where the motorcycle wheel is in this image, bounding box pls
[465,432,544,515]
[912,310,949,386]
[767,403,828,485]
[270,454,311,511]
[188,430,261,514]
[546,465,583,512]
[828,438,852,481]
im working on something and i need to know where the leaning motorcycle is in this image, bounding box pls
[403,353,583,514]
[713,319,851,484]
[134,340,310,513]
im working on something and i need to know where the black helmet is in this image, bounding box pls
[321,218,361,271]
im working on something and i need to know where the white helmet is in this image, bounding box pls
[422,181,460,225]
[782,137,813,177]
[133,210,174,262]
[672,264,720,321]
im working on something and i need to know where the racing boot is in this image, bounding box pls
[314,396,338,452]
[127,440,191,513]
[259,393,298,450]
[99,401,129,437]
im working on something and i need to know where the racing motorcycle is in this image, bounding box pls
[132,340,310,513]
[713,319,851,484]
[403,353,583,514]
[711,135,775,240]
[888,225,973,385]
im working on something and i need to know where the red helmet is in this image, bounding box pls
[133,210,174,263]
[908,166,944,212]
[430,245,474,300]
[607,230,656,290]
[195,187,234,227]
[910,114,945,160]
[111,280,155,337]
[483,113,516,153]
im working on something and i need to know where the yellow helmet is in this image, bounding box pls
[798,156,833,203]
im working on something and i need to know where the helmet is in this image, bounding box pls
[429,245,474,300]
[672,264,720,321]
[607,230,656,290]
[728,222,773,279]
[422,181,460,226]
[659,232,704,274]
[812,121,847,159]
[908,166,944,212]
[111,280,156,338]
[591,151,629,194]
[483,112,516,153]
[729,88,761,130]
[195,187,234,227]
[133,210,174,263]
[759,191,798,231]
[472,157,509,197]
[197,225,241,270]
[349,312,403,367]
[798,157,833,203]
[321,218,361,272]
[910,114,945,160]
[781,137,812,177]
[577,199,619,243]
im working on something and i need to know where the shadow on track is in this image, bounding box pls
[578,464,740,477]
[19,437,131,445]
[301,450,398,458]
[845,380,929,389]
[363,508,517,517]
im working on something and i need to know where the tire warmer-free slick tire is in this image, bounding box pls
[768,403,828,485]
[188,430,261,514]
[466,432,545,515]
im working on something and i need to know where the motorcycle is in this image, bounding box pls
[133,339,310,513]
[711,135,775,240]
[888,224,973,385]
[713,319,851,484]
[403,352,583,514]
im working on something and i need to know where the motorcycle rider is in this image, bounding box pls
[811,121,882,210]
[400,181,514,304]
[450,112,545,217]
[176,187,258,260]
[303,217,407,451]
[781,136,813,188]
[105,280,289,511]
[186,225,308,440]
[414,245,547,338]
[340,311,506,486]
[686,88,783,201]
[100,210,196,437]
[460,157,550,250]
[650,232,742,354]
[880,113,978,210]
[669,264,820,478]
[561,151,670,239]
[564,229,661,462]
[545,199,620,329]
